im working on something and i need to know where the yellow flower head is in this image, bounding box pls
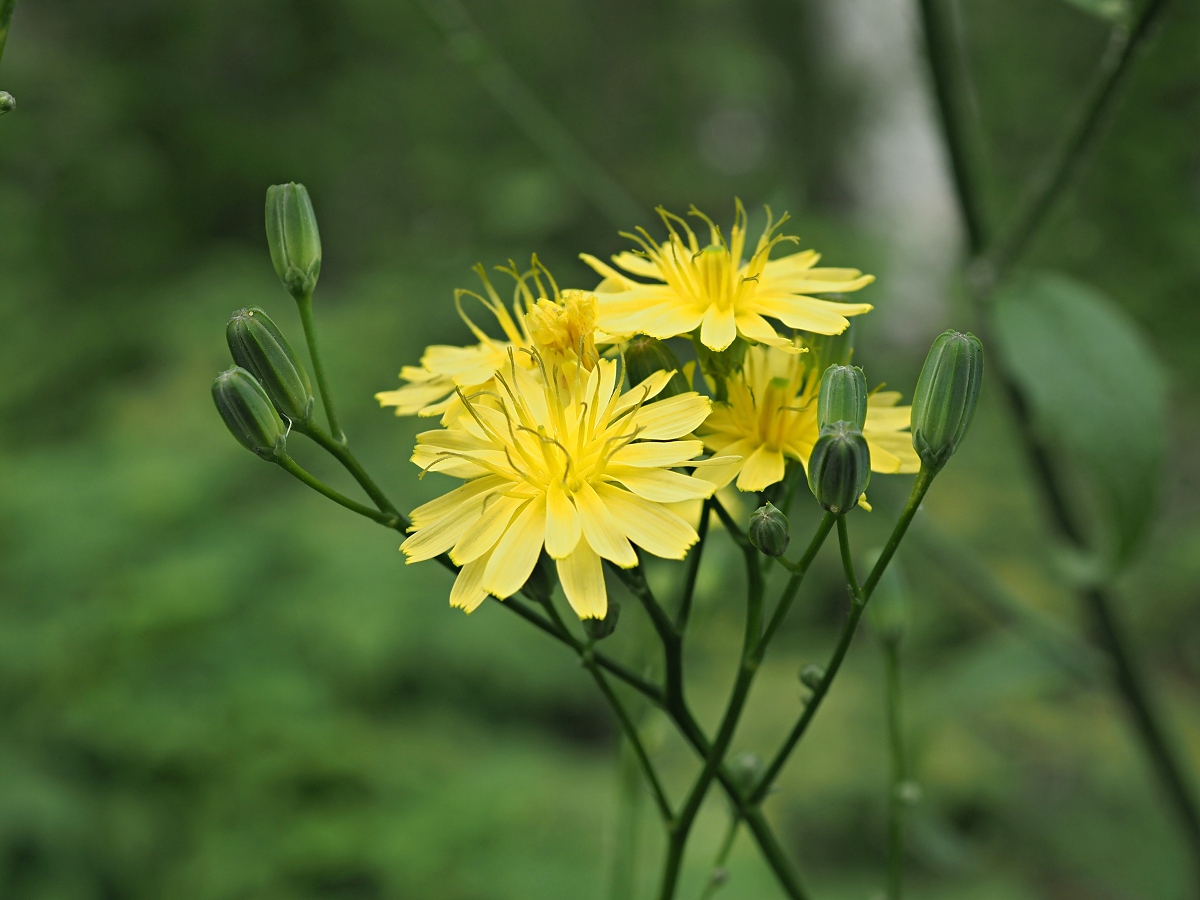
[581,201,875,352]
[401,353,717,619]
[698,342,921,492]
[375,260,606,423]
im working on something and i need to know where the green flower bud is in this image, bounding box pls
[226,307,314,424]
[0,92,15,115]
[799,664,825,691]
[727,752,764,793]
[212,367,287,461]
[748,502,790,557]
[624,336,690,399]
[911,330,984,470]
[807,422,871,515]
[582,598,620,640]
[866,556,911,645]
[802,320,855,370]
[817,364,868,432]
[265,183,322,299]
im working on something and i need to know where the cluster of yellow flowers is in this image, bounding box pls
[378,203,920,619]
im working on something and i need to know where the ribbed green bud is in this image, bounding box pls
[265,183,322,299]
[910,330,984,470]
[866,556,911,645]
[0,92,15,115]
[226,307,314,424]
[799,664,825,691]
[624,336,690,399]
[748,502,790,557]
[582,598,620,640]
[807,422,871,515]
[802,320,855,370]
[817,364,868,432]
[212,367,287,460]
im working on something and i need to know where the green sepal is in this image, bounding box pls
[265,183,322,299]
[226,307,314,425]
[910,330,984,470]
[807,422,871,515]
[212,367,287,461]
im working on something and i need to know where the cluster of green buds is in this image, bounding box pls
[809,364,871,515]
[213,184,325,461]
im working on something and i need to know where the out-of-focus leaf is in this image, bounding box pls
[1056,0,1131,23]
[992,271,1167,569]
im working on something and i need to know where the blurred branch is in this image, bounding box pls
[882,639,906,900]
[412,0,645,230]
[0,0,15,66]
[915,0,1200,874]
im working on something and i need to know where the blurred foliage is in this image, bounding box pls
[0,0,1199,898]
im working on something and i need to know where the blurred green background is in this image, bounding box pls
[1,0,1199,897]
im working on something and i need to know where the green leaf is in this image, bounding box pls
[992,271,1167,569]
[1056,0,1131,23]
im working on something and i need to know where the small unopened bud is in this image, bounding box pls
[624,336,690,399]
[911,330,984,470]
[799,664,825,691]
[212,367,287,460]
[807,422,871,515]
[0,92,15,115]
[582,598,620,641]
[265,183,322,299]
[817,364,868,432]
[748,502,790,557]
[728,752,764,793]
[226,307,314,424]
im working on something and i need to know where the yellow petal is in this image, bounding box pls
[595,483,698,560]
[450,550,492,613]
[693,437,758,489]
[632,394,712,440]
[450,494,524,565]
[748,293,872,334]
[610,440,703,468]
[575,481,637,567]
[545,481,582,559]
[557,541,608,620]
[700,304,737,351]
[483,494,547,598]
[401,505,479,563]
[736,444,786,491]
[611,251,664,280]
[606,466,715,502]
[865,431,921,474]
[409,475,506,529]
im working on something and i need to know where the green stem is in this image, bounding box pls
[0,0,15,68]
[757,513,836,658]
[276,456,399,525]
[609,735,646,900]
[983,0,1172,281]
[676,498,713,632]
[882,639,905,900]
[295,292,345,444]
[299,422,405,522]
[658,521,766,900]
[916,0,986,254]
[752,472,934,804]
[698,816,740,900]
[412,0,643,229]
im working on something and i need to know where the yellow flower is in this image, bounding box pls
[375,261,605,423]
[698,343,921,492]
[401,354,718,619]
[581,201,875,352]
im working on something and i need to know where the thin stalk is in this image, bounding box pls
[916,0,986,254]
[300,422,405,522]
[752,472,934,803]
[698,816,739,900]
[613,563,686,709]
[757,513,836,658]
[412,0,643,229]
[658,534,765,900]
[295,292,346,443]
[0,0,15,66]
[882,639,906,900]
[276,456,399,526]
[676,499,713,632]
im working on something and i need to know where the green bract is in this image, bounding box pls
[624,336,690,399]
[910,330,984,470]
[226,307,314,425]
[212,367,287,461]
[818,364,868,432]
[808,422,871,515]
[748,502,790,557]
[265,183,322,299]
[0,92,14,114]
[582,598,621,640]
